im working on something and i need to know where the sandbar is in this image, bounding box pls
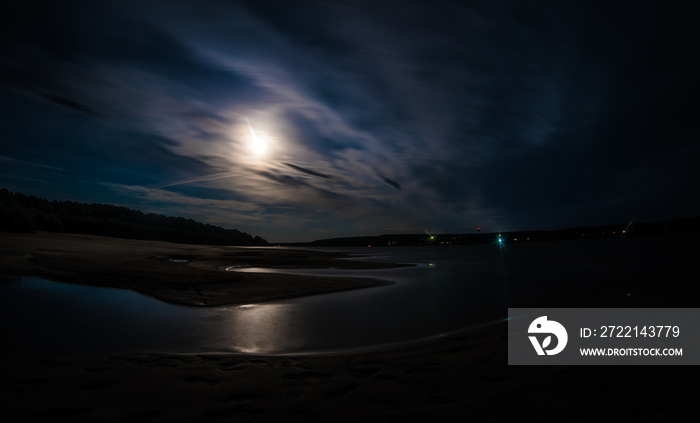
[0,231,410,306]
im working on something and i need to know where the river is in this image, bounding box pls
[1,232,694,356]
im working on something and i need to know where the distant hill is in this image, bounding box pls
[0,189,267,246]
[280,217,700,247]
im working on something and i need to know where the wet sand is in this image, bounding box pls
[1,321,696,422]
[0,232,409,306]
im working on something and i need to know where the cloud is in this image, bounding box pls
[2,0,699,240]
[102,183,256,208]
[158,172,238,189]
[38,94,98,116]
[282,162,333,180]
[378,175,401,191]
[0,155,64,172]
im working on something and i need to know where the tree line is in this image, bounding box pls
[0,189,267,246]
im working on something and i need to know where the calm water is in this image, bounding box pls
[1,232,695,356]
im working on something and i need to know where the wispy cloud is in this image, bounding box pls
[0,155,64,172]
[101,183,260,213]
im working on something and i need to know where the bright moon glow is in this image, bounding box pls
[246,118,268,156]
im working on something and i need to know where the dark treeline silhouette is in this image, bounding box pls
[281,217,700,247]
[0,189,267,246]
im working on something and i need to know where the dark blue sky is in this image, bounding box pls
[2,0,699,242]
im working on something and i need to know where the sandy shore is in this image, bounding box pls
[1,321,696,422]
[0,232,409,306]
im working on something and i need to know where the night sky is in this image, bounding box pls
[2,0,699,242]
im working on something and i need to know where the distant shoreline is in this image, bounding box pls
[277,216,700,247]
[0,231,410,307]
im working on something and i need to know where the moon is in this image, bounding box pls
[246,118,268,156]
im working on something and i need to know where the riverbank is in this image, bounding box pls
[0,232,409,306]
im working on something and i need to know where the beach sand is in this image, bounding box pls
[1,231,697,421]
[0,232,408,306]
[1,322,695,422]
